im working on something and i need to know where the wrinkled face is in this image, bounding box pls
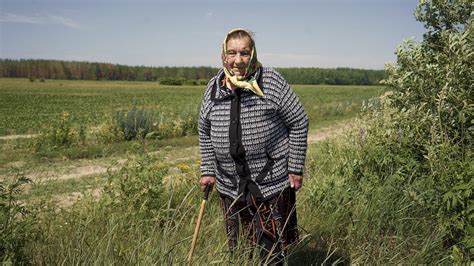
[225,37,252,76]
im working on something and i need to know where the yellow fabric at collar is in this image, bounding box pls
[223,68,263,97]
[222,28,264,97]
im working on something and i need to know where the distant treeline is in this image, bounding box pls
[0,59,386,85]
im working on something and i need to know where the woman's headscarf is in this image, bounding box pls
[221,28,264,96]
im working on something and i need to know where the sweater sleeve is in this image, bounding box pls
[198,83,216,177]
[276,77,309,175]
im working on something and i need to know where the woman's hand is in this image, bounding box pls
[200,176,216,191]
[288,174,303,191]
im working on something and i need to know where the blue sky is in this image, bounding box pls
[0,0,425,69]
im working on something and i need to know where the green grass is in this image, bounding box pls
[2,151,342,264]
[293,84,384,128]
[2,124,456,264]
[5,136,448,264]
[0,133,198,169]
[0,78,384,135]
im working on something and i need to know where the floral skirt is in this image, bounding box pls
[219,188,298,264]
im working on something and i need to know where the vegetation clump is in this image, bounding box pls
[35,111,86,152]
[114,105,154,141]
[306,0,472,263]
[0,172,35,264]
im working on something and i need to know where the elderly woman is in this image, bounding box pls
[198,28,308,263]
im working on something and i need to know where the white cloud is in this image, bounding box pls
[205,11,214,19]
[0,13,44,24]
[47,15,82,29]
[0,12,82,29]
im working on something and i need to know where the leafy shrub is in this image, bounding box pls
[103,154,168,217]
[306,0,472,262]
[159,77,185,85]
[382,0,472,255]
[114,105,154,141]
[197,79,208,85]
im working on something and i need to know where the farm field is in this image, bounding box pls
[0,78,384,135]
[0,78,383,172]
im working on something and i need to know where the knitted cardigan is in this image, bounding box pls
[199,67,308,200]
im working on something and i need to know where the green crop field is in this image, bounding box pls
[0,78,384,135]
[1,77,392,264]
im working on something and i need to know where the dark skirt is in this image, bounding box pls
[219,188,298,264]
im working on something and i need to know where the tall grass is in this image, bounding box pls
[303,133,448,263]
[4,132,458,264]
[2,150,343,264]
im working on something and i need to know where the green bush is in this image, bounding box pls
[197,79,208,85]
[103,154,168,217]
[114,105,154,141]
[158,77,185,85]
[306,0,472,262]
[383,0,472,255]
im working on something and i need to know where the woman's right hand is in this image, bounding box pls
[199,176,216,192]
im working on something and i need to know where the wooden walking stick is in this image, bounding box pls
[187,185,211,264]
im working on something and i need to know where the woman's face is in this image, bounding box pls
[225,37,252,76]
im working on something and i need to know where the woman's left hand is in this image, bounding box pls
[288,174,303,191]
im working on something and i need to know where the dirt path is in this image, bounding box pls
[25,158,127,182]
[6,122,355,208]
[21,122,352,183]
[0,134,38,140]
[14,147,201,183]
[308,125,345,143]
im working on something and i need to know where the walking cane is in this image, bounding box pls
[187,185,211,264]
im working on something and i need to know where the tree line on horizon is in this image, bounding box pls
[0,59,386,85]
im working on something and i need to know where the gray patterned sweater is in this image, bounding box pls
[199,67,308,200]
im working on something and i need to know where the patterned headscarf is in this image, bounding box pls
[221,28,264,96]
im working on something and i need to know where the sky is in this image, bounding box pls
[0,0,426,69]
